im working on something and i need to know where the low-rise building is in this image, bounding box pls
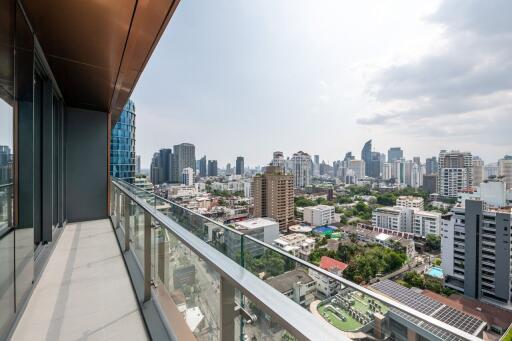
[309,256,348,298]
[413,210,442,237]
[227,218,280,257]
[372,206,414,233]
[396,195,424,209]
[266,269,316,307]
[273,233,315,260]
[303,205,335,226]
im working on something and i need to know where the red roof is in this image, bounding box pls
[319,256,348,272]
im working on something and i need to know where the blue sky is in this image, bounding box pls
[131,0,512,168]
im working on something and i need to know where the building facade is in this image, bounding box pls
[291,151,312,188]
[110,99,136,182]
[236,156,244,175]
[199,155,207,177]
[252,165,294,231]
[498,157,512,190]
[181,167,194,186]
[361,140,372,176]
[303,205,335,226]
[388,147,403,163]
[172,143,196,183]
[207,160,218,176]
[438,150,473,198]
[442,202,512,306]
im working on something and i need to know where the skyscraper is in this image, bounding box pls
[498,157,512,189]
[438,150,473,198]
[291,151,312,188]
[135,155,141,175]
[388,147,403,163]
[0,145,12,184]
[314,155,320,165]
[472,157,484,187]
[158,148,173,183]
[208,160,218,176]
[425,157,438,175]
[236,156,244,175]
[252,165,294,231]
[110,99,136,183]
[199,155,207,177]
[369,151,381,178]
[171,143,196,183]
[361,140,372,176]
[150,152,161,184]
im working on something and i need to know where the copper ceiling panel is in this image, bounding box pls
[20,0,179,119]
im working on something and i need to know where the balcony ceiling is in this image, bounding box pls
[21,0,180,122]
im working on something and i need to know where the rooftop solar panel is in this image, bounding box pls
[371,280,486,336]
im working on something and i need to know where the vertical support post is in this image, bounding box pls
[7,185,12,227]
[220,276,236,341]
[124,193,130,252]
[143,211,151,302]
[115,188,121,228]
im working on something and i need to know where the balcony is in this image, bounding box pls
[3,176,489,341]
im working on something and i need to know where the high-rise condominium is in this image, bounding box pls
[271,151,285,171]
[472,157,484,187]
[252,165,294,231]
[135,155,141,175]
[388,147,403,163]
[291,151,312,188]
[314,155,320,165]
[442,200,512,305]
[361,140,372,176]
[236,156,244,175]
[110,99,136,183]
[181,167,194,186]
[171,143,196,183]
[199,155,207,177]
[498,157,512,189]
[438,150,473,198]
[0,145,12,184]
[158,148,173,183]
[208,160,218,176]
[150,152,161,184]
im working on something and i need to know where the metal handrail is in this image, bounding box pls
[113,179,347,341]
[0,183,13,189]
[113,178,480,341]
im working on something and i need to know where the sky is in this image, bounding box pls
[131,0,512,169]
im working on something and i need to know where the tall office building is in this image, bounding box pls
[413,157,421,166]
[472,158,485,187]
[199,155,207,177]
[208,160,218,176]
[348,159,365,181]
[438,150,473,198]
[498,157,512,189]
[158,148,173,183]
[150,153,161,184]
[361,140,372,176]
[422,174,437,194]
[252,165,294,231]
[291,151,312,188]
[388,147,403,163]
[369,151,381,178]
[110,99,136,183]
[135,155,141,175]
[442,200,512,305]
[314,155,320,165]
[0,145,12,184]
[236,156,244,175]
[425,157,438,175]
[171,143,196,183]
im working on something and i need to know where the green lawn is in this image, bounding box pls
[318,291,388,332]
[318,305,362,332]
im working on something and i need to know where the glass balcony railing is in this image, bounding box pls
[110,178,481,341]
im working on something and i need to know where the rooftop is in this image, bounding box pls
[235,217,278,230]
[266,269,315,293]
[319,256,348,272]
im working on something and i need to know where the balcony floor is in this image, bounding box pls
[11,219,148,341]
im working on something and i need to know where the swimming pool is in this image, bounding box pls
[313,226,336,234]
[426,266,444,279]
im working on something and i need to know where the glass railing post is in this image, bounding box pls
[123,194,130,252]
[220,276,236,341]
[143,211,152,302]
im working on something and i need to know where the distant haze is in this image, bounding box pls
[131,0,512,169]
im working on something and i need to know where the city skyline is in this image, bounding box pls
[130,0,512,168]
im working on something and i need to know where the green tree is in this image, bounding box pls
[426,234,441,251]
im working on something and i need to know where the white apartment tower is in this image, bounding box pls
[291,151,312,188]
[438,150,473,198]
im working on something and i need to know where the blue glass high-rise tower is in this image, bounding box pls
[110,99,136,182]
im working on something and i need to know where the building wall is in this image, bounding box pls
[66,107,108,222]
[463,200,481,299]
[110,99,135,182]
